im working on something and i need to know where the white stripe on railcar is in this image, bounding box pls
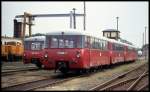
[24,36,46,41]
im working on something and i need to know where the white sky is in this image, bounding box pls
[2,1,149,48]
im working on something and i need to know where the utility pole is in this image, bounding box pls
[70,11,73,29]
[23,12,26,40]
[142,32,145,58]
[144,26,147,60]
[145,26,147,45]
[143,32,144,47]
[28,16,33,37]
[73,8,76,29]
[116,16,119,31]
[83,1,86,30]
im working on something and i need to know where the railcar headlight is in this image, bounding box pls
[76,54,80,58]
[76,51,81,58]
[24,53,26,57]
[44,53,48,58]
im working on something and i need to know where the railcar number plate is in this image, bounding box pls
[32,52,39,54]
[57,51,67,55]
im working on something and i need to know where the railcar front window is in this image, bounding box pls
[31,42,41,50]
[64,40,69,48]
[59,39,64,48]
[51,38,58,48]
[24,41,44,50]
[48,35,82,48]
[69,41,74,48]
[6,42,16,46]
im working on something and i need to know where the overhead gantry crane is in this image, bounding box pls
[14,8,85,40]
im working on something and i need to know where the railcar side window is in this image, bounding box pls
[76,36,82,48]
[112,43,124,51]
[103,40,108,50]
[128,47,134,51]
[101,40,104,50]
[42,43,45,49]
[84,36,88,48]
[112,43,115,50]
[105,41,107,50]
[93,38,96,48]
[95,38,99,49]
[91,37,94,49]
[98,39,101,49]
[99,40,101,50]
[87,36,91,48]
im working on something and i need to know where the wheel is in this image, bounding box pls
[8,53,14,62]
[35,62,42,69]
[60,68,68,74]
[82,69,88,74]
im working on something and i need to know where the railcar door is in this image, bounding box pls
[83,36,91,69]
[108,42,112,64]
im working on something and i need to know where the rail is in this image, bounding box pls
[89,62,148,91]
[2,72,90,91]
[2,67,39,76]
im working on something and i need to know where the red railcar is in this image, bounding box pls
[23,36,45,68]
[124,45,137,62]
[42,30,137,73]
[108,39,126,64]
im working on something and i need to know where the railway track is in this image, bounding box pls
[2,67,39,76]
[2,71,90,91]
[2,62,148,91]
[89,62,148,91]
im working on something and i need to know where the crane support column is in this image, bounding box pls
[73,8,76,29]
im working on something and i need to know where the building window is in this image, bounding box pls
[111,32,117,37]
[104,32,110,38]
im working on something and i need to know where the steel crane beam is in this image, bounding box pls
[15,14,84,18]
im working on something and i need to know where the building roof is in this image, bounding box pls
[102,29,120,32]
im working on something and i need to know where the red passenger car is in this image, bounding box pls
[42,30,137,73]
[23,36,45,68]
[124,45,137,62]
[108,39,127,64]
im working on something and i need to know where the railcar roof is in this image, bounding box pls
[24,36,46,41]
[2,38,22,44]
[46,29,137,48]
[46,29,107,38]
